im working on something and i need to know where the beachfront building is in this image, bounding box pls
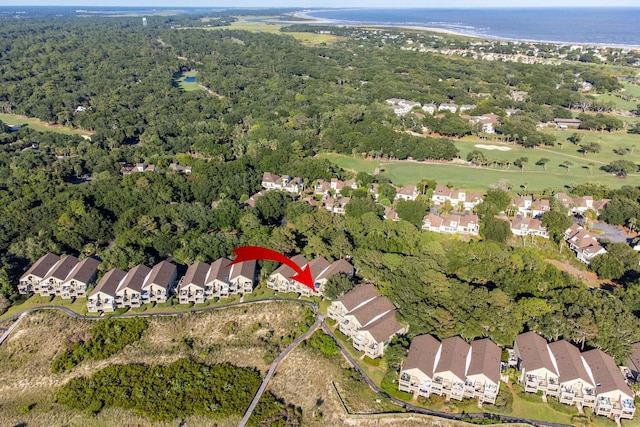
[177,261,211,305]
[87,269,127,313]
[514,331,560,396]
[29,255,100,299]
[142,260,177,304]
[582,349,635,420]
[421,213,480,236]
[269,255,353,296]
[18,253,61,294]
[548,340,597,408]
[399,335,501,404]
[115,265,151,309]
[328,283,406,359]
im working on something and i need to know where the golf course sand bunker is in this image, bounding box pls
[474,144,512,151]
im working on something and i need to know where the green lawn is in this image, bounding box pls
[175,70,203,92]
[0,295,97,322]
[210,18,342,45]
[622,82,640,98]
[0,113,92,138]
[320,127,640,191]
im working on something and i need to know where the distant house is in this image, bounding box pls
[507,216,549,238]
[564,224,606,264]
[261,172,303,194]
[554,118,582,129]
[422,103,437,115]
[169,163,192,174]
[438,103,458,113]
[87,269,127,312]
[395,185,419,201]
[459,104,476,112]
[121,163,156,175]
[432,184,482,210]
[422,213,480,236]
[386,98,422,116]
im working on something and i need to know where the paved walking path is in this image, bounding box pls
[238,316,323,427]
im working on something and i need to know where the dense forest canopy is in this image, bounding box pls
[0,11,639,364]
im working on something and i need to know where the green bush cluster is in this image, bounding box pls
[56,359,265,422]
[51,318,148,373]
[307,331,339,356]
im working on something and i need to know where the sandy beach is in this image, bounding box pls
[291,10,640,50]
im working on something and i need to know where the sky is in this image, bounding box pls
[5,1,639,7]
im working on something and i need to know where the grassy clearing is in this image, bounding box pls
[0,113,92,138]
[320,127,640,191]
[211,18,342,45]
[174,70,203,92]
[0,302,306,425]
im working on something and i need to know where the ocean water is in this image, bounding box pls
[305,8,640,47]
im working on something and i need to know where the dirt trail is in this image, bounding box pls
[545,259,607,288]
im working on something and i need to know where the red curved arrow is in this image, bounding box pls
[226,246,315,291]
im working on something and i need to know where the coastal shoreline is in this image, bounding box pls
[291,10,640,50]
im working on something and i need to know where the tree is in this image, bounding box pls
[535,158,549,170]
[323,273,355,299]
[378,183,397,202]
[561,160,573,172]
[590,243,640,281]
[466,150,488,166]
[514,157,528,172]
[481,216,512,243]
[602,160,638,176]
[541,210,573,244]
[395,199,429,227]
[255,191,293,226]
[580,142,601,155]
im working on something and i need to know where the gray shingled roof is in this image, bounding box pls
[316,259,354,282]
[20,253,60,280]
[208,257,231,284]
[309,257,331,281]
[45,255,80,281]
[402,334,440,377]
[348,295,395,328]
[271,254,308,279]
[582,349,632,397]
[67,257,100,283]
[90,269,127,297]
[180,261,210,290]
[230,259,256,282]
[467,338,502,385]
[145,260,177,289]
[337,283,380,312]
[548,340,594,387]
[118,264,151,293]
[435,336,470,381]
[361,310,404,343]
[516,331,558,375]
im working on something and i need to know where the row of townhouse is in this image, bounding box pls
[386,99,479,116]
[328,283,407,359]
[261,172,304,194]
[564,223,606,264]
[176,258,256,305]
[368,183,420,202]
[515,331,635,420]
[432,185,483,210]
[268,255,354,297]
[18,253,100,299]
[511,196,550,218]
[505,215,549,238]
[87,260,178,312]
[422,213,480,236]
[554,193,610,216]
[314,178,358,196]
[399,335,502,404]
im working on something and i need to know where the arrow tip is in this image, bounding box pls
[290,264,315,292]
